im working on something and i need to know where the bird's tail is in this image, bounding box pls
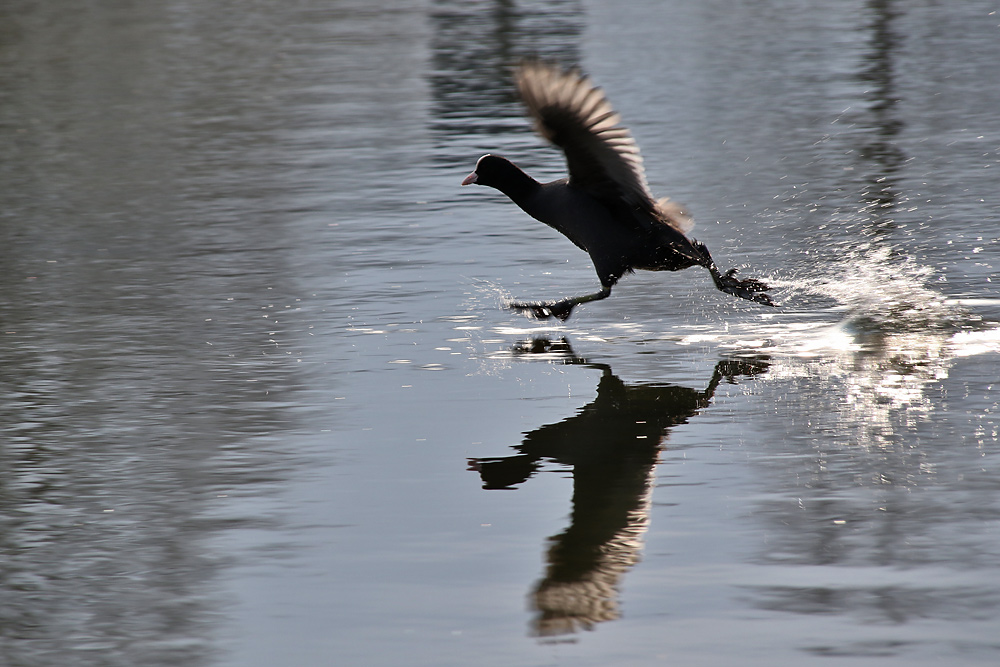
[655,197,694,234]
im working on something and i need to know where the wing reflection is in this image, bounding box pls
[469,338,768,636]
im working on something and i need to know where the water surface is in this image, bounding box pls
[2,0,1000,665]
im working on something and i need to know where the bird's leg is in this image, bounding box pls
[508,286,612,322]
[693,241,776,306]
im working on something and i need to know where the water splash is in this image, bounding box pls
[719,245,999,452]
[782,245,973,335]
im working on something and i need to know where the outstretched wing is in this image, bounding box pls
[516,62,657,216]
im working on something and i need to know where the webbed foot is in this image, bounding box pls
[713,268,775,306]
[508,299,577,322]
[507,286,613,321]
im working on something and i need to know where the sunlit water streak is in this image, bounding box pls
[461,244,999,457]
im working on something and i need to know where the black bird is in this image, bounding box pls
[462,62,774,321]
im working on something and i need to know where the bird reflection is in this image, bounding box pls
[469,338,767,636]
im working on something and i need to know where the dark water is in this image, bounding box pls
[2,0,1000,665]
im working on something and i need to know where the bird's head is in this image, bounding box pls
[461,154,518,188]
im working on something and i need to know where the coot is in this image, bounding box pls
[462,62,774,321]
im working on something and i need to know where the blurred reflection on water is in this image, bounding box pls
[428,0,583,145]
[0,1,323,663]
[2,0,1000,665]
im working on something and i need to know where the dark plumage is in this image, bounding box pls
[462,62,774,321]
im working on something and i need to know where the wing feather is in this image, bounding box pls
[515,62,697,235]
[516,62,655,212]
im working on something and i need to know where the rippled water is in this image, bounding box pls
[2,0,1000,665]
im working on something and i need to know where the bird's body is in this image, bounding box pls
[463,62,773,320]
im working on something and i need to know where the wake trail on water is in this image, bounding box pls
[458,244,1000,364]
[712,243,1000,360]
